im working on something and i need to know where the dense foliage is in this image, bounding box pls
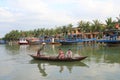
[3,15,120,41]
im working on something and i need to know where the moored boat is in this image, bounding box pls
[48,37,60,44]
[18,38,29,45]
[59,39,83,45]
[0,40,6,44]
[97,29,120,46]
[29,54,87,62]
[27,38,41,45]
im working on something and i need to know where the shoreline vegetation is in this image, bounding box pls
[2,15,120,43]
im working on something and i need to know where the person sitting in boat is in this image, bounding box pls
[58,49,65,59]
[66,49,73,58]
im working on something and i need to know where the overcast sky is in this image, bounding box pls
[0,0,120,37]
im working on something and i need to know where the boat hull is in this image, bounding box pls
[30,55,87,62]
[18,41,29,45]
[0,40,6,44]
[59,41,83,45]
[58,39,83,45]
[18,38,29,45]
[27,40,41,45]
[19,43,29,45]
[49,42,61,45]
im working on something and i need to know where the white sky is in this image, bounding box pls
[0,0,120,37]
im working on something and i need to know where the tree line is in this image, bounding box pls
[3,15,120,41]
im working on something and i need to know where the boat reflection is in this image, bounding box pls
[29,60,88,77]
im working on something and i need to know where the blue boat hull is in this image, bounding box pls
[59,41,82,45]
[97,40,120,44]
[0,40,6,44]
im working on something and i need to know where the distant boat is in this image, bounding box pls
[59,39,83,45]
[27,38,41,45]
[0,40,6,44]
[18,38,29,45]
[48,38,60,44]
[97,29,120,46]
[82,38,96,42]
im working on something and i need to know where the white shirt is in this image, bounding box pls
[66,50,72,58]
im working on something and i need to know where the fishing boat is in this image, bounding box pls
[29,54,87,62]
[48,37,60,44]
[59,39,83,45]
[27,37,41,45]
[0,40,6,44]
[97,29,120,46]
[18,38,29,45]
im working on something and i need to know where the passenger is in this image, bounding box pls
[58,49,65,59]
[66,49,73,58]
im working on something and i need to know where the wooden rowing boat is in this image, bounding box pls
[29,54,87,62]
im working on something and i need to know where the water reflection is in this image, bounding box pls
[1,44,120,80]
[5,45,30,55]
[5,44,120,64]
[38,62,48,77]
[30,60,88,77]
[84,46,120,64]
[5,45,20,55]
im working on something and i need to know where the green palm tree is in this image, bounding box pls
[105,17,115,29]
[116,14,120,23]
[67,24,73,34]
[61,26,68,36]
[84,21,91,32]
[55,26,62,34]
[78,20,85,32]
[78,20,91,32]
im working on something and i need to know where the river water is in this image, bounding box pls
[0,44,120,80]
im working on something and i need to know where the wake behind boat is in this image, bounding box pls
[29,54,87,62]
